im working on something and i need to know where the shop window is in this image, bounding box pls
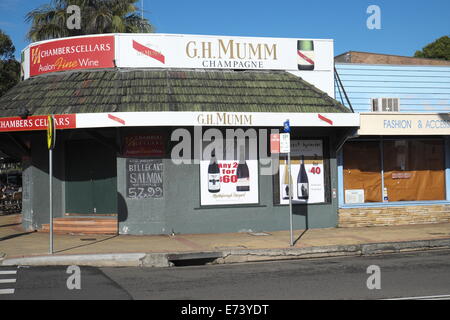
[383,139,445,202]
[343,141,382,203]
[273,138,330,205]
[0,159,22,214]
[343,139,445,204]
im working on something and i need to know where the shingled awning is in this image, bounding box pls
[0,69,351,117]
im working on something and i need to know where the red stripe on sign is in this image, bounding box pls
[297,50,314,65]
[318,114,333,125]
[108,114,126,125]
[132,40,165,64]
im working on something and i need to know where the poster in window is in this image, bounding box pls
[126,158,163,199]
[200,144,259,206]
[345,189,365,204]
[279,140,325,204]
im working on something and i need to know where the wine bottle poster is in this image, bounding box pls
[279,140,325,205]
[200,142,259,206]
[200,159,259,206]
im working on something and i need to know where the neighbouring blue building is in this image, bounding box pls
[334,52,450,227]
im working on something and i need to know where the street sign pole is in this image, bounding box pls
[288,151,293,246]
[49,145,53,254]
[281,119,293,246]
[47,115,55,255]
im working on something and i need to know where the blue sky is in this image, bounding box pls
[0,0,449,60]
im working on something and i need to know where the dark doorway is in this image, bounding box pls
[65,140,117,215]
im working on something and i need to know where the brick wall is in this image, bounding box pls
[338,204,450,228]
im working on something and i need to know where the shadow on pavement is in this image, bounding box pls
[294,229,308,246]
[293,205,309,246]
[54,235,119,254]
[0,230,36,241]
[0,223,21,228]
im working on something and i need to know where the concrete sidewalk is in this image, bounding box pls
[1,214,450,267]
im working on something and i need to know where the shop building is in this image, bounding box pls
[335,52,450,227]
[0,33,358,235]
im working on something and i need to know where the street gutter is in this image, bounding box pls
[1,238,450,268]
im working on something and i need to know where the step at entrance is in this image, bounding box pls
[40,217,118,235]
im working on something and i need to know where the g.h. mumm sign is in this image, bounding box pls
[21,33,334,96]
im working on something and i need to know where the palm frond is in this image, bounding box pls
[25,0,154,41]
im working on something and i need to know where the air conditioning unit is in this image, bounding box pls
[371,98,400,112]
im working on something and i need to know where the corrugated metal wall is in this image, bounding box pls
[335,63,450,113]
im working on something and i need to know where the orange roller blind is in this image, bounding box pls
[343,139,445,203]
[383,140,445,202]
[343,141,382,202]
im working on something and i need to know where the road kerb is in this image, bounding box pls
[0,253,149,267]
[1,238,450,267]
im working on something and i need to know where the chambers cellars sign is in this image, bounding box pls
[29,35,114,77]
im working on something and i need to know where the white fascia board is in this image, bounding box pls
[75,111,360,129]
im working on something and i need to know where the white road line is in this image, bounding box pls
[0,269,18,295]
[0,289,15,294]
[385,294,450,300]
[0,278,16,283]
[0,270,17,275]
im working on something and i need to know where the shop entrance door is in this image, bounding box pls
[65,140,117,215]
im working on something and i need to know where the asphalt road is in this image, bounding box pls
[1,249,450,301]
